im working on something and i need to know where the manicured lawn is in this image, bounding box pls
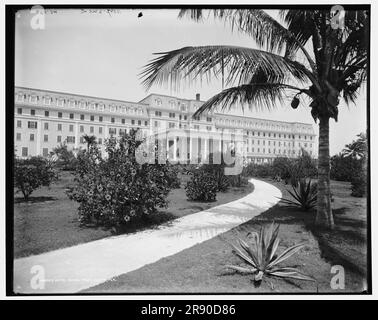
[84,179,367,293]
[14,171,254,258]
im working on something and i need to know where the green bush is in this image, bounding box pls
[14,156,58,200]
[242,162,274,178]
[201,153,230,192]
[330,153,362,182]
[66,129,173,228]
[228,174,249,187]
[272,157,293,182]
[185,170,218,202]
[351,172,367,197]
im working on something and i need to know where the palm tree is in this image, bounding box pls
[342,132,367,160]
[141,9,368,229]
[82,134,97,151]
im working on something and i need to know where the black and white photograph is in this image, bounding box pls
[5,3,371,297]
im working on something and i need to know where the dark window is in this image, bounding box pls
[44,122,49,130]
[138,120,141,125]
[131,120,135,125]
[43,148,49,157]
[99,116,103,122]
[111,117,115,123]
[31,109,35,116]
[145,121,148,126]
[58,112,62,118]
[45,111,49,117]
[80,114,85,120]
[66,136,75,144]
[28,121,37,129]
[30,134,34,141]
[17,120,22,128]
[70,113,74,119]
[44,134,48,142]
[90,115,94,121]
[57,136,62,143]
[17,108,22,115]
[22,147,28,157]
[122,118,125,124]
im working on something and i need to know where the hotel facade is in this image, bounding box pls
[14,87,317,163]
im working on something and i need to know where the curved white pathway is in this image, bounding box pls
[14,178,281,294]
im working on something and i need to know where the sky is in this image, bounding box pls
[15,8,368,156]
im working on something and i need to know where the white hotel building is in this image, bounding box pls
[14,87,317,163]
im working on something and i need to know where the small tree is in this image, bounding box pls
[14,156,58,200]
[52,142,78,171]
[82,134,97,150]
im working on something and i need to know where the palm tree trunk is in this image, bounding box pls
[315,116,334,229]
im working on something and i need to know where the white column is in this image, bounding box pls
[173,136,177,161]
[36,119,42,156]
[202,137,208,164]
[75,122,79,148]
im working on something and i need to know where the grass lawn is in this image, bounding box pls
[14,171,254,258]
[84,178,367,293]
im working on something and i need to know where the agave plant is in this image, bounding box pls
[226,223,314,285]
[280,178,317,210]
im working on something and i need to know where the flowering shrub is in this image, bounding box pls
[66,129,173,228]
[185,170,218,202]
[14,156,58,200]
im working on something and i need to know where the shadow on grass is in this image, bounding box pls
[81,212,177,235]
[253,200,367,278]
[14,196,57,204]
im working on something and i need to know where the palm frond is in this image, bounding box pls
[141,45,313,92]
[279,10,316,58]
[267,242,307,268]
[179,9,317,71]
[193,82,303,116]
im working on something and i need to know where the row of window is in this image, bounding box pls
[246,147,312,156]
[16,94,145,115]
[248,140,312,148]
[17,120,149,132]
[16,108,148,125]
[153,98,189,112]
[245,131,312,140]
[217,118,312,134]
[16,133,106,144]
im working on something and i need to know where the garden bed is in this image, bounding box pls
[83,179,367,293]
[14,171,254,258]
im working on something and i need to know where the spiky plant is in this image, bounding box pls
[280,178,317,210]
[226,223,315,285]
